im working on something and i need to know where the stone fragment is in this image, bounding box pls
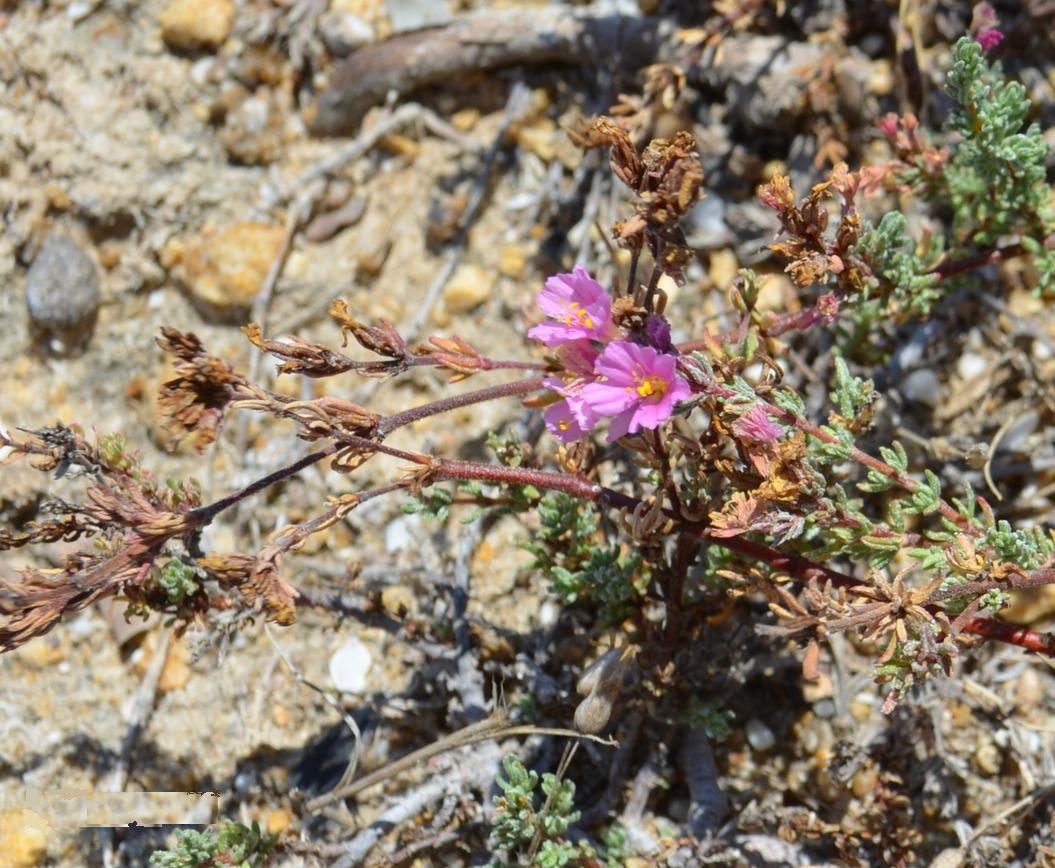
[380,585,416,618]
[745,718,776,751]
[265,809,291,835]
[0,809,48,867]
[319,9,375,57]
[707,248,739,290]
[159,0,235,52]
[384,0,450,33]
[219,89,287,165]
[443,264,492,313]
[900,368,941,407]
[25,234,101,354]
[170,222,284,319]
[328,636,372,694]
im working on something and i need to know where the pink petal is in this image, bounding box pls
[557,340,600,376]
[544,399,588,442]
[528,321,587,347]
[631,401,667,430]
[580,380,636,417]
[607,408,635,442]
[594,341,639,383]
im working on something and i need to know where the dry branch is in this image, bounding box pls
[307,9,666,135]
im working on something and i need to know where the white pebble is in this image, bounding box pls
[956,352,987,381]
[900,369,941,406]
[328,637,373,694]
[745,718,776,751]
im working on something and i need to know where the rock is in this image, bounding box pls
[169,222,284,319]
[25,234,101,354]
[0,808,48,867]
[956,352,988,381]
[745,718,776,751]
[443,264,492,313]
[711,36,826,131]
[305,196,367,243]
[384,515,417,554]
[380,585,416,618]
[16,636,66,668]
[384,0,450,33]
[450,108,480,132]
[497,244,527,279]
[264,808,291,835]
[684,194,732,250]
[997,409,1039,453]
[900,368,941,407]
[219,89,287,165]
[159,0,235,52]
[756,273,794,312]
[319,9,375,57]
[707,248,739,290]
[328,636,372,694]
[973,738,1001,776]
[134,633,192,693]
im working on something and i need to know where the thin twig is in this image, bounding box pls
[101,628,172,868]
[264,622,363,792]
[306,710,614,812]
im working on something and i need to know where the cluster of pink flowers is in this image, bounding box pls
[971,2,1003,51]
[528,265,691,443]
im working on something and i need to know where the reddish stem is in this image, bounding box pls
[929,243,1025,281]
[379,377,545,435]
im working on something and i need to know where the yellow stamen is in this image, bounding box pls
[634,373,667,399]
[562,302,595,329]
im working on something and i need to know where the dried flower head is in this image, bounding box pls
[156,328,247,450]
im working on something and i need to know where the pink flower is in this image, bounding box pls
[732,404,784,445]
[975,27,1003,51]
[539,343,600,443]
[555,339,600,377]
[544,396,590,442]
[579,341,691,441]
[528,265,615,348]
[971,3,1002,51]
[540,373,592,442]
[876,112,900,140]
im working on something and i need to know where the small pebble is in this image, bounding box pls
[168,222,284,318]
[305,196,367,243]
[443,264,492,313]
[974,739,1001,776]
[380,585,416,617]
[384,515,416,554]
[328,636,372,694]
[159,0,234,51]
[707,248,739,290]
[684,194,732,250]
[813,698,836,719]
[0,809,48,868]
[956,352,988,381]
[745,717,776,752]
[998,409,1039,453]
[319,10,375,56]
[25,234,101,353]
[265,809,291,836]
[384,0,450,33]
[900,368,941,407]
